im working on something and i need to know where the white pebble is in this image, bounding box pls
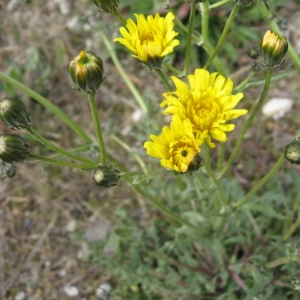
[96,282,112,297]
[14,292,26,300]
[262,98,293,120]
[64,286,79,297]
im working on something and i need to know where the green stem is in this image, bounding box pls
[174,17,201,44]
[163,63,182,76]
[282,218,300,242]
[156,69,172,91]
[129,183,207,235]
[26,127,93,164]
[29,153,97,169]
[233,153,285,208]
[257,0,300,73]
[200,2,226,75]
[210,0,232,9]
[87,93,107,165]
[234,71,255,92]
[217,142,225,172]
[114,10,127,26]
[99,29,147,113]
[0,71,92,144]
[203,3,239,70]
[185,2,197,75]
[220,68,273,177]
[204,144,227,208]
[264,256,300,269]
[111,135,149,175]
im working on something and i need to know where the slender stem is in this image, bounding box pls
[26,127,93,164]
[185,2,197,75]
[155,69,172,91]
[114,10,127,26]
[234,71,255,92]
[204,144,227,208]
[217,142,225,172]
[87,93,107,165]
[0,71,92,144]
[220,68,273,177]
[128,183,207,235]
[200,2,226,75]
[164,63,182,76]
[99,29,147,113]
[264,256,300,269]
[282,218,300,242]
[29,153,97,169]
[210,0,232,9]
[257,0,300,73]
[200,1,210,47]
[174,17,201,43]
[233,153,285,208]
[111,135,149,175]
[203,3,239,70]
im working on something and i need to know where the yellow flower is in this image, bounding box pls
[114,12,179,69]
[144,116,203,173]
[161,69,247,148]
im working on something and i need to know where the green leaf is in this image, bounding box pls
[242,204,286,220]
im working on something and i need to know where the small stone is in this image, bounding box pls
[14,292,26,300]
[96,282,112,298]
[64,286,79,297]
[262,97,293,120]
[65,219,76,232]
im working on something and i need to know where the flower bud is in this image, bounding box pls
[67,51,104,94]
[93,165,121,188]
[0,159,17,179]
[260,30,288,68]
[284,137,300,165]
[235,0,256,7]
[0,97,31,130]
[0,134,30,163]
[91,0,119,14]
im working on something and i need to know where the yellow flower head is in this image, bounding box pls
[161,69,247,148]
[114,12,180,69]
[144,116,203,173]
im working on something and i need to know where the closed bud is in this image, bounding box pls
[0,159,17,179]
[235,0,256,7]
[284,137,300,165]
[0,97,31,130]
[0,134,30,163]
[93,165,122,188]
[260,30,288,68]
[67,51,104,94]
[92,0,119,14]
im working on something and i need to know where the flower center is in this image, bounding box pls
[190,90,221,131]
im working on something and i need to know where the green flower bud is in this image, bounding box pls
[0,134,30,163]
[235,0,256,7]
[92,0,119,14]
[0,159,17,179]
[284,137,300,165]
[284,136,300,165]
[0,97,31,130]
[67,51,104,94]
[260,30,288,68]
[93,165,121,188]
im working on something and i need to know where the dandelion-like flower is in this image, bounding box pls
[144,116,203,173]
[114,12,179,70]
[161,69,247,148]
